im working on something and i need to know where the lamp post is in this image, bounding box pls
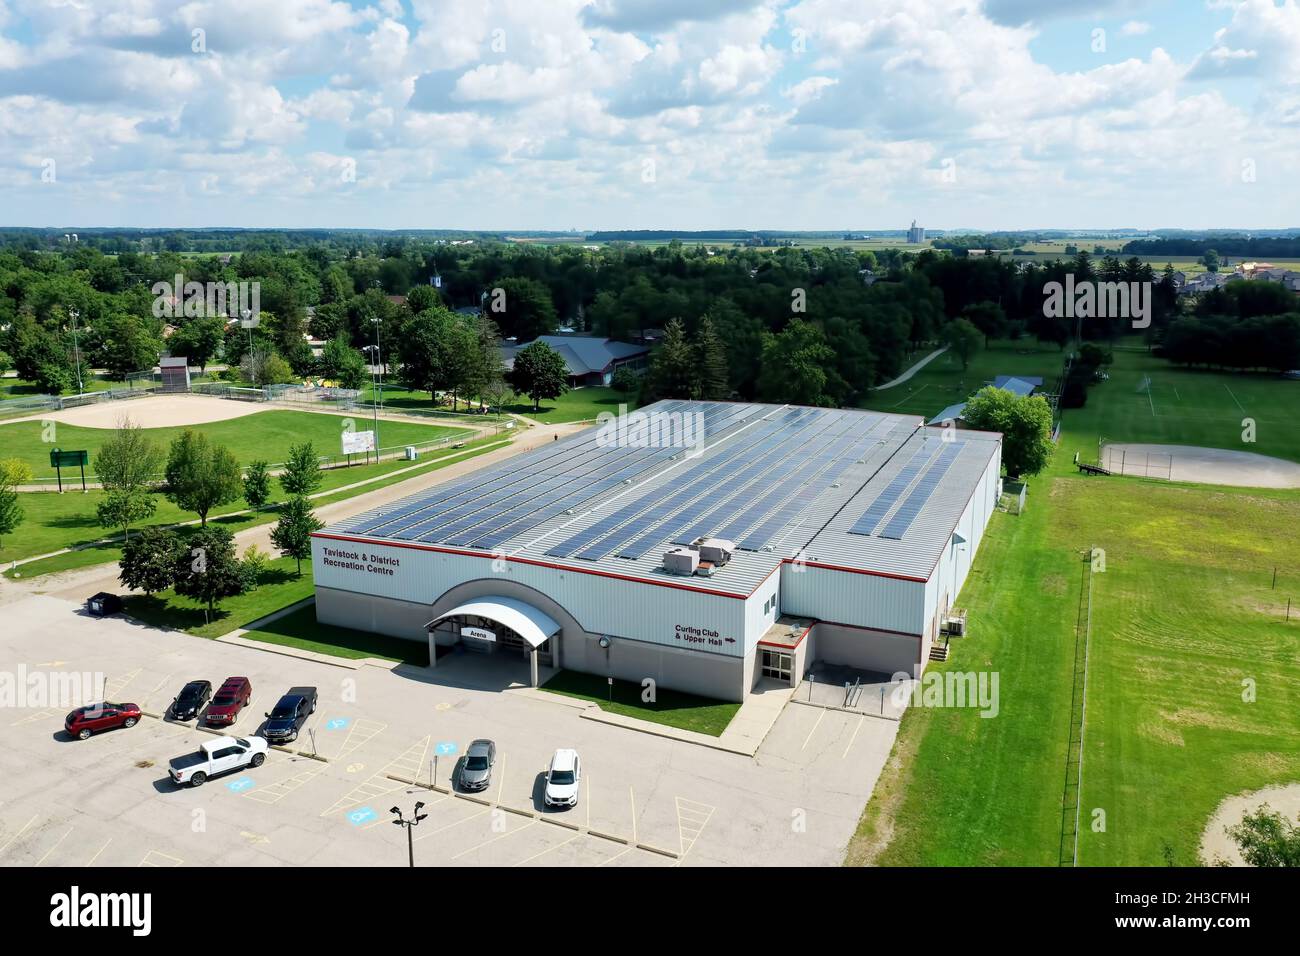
[370,314,384,449]
[390,801,427,868]
[68,308,84,394]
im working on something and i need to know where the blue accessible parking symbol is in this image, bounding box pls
[347,806,378,826]
[434,741,458,757]
[226,777,255,793]
[326,717,351,731]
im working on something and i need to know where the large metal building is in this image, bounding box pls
[310,401,1002,702]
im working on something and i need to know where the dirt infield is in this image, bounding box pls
[1103,443,1300,488]
[13,394,268,429]
[1200,782,1300,865]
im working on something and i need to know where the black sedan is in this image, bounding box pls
[170,680,212,721]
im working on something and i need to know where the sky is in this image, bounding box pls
[1,0,1298,232]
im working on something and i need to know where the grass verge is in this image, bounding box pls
[539,669,740,737]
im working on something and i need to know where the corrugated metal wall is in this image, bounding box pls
[779,562,926,634]
[312,537,749,658]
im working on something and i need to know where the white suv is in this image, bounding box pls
[544,749,581,808]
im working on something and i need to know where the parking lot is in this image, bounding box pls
[0,595,897,868]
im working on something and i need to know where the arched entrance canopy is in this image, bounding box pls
[427,596,560,649]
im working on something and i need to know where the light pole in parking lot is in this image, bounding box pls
[391,802,428,868]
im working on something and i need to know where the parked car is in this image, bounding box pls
[460,739,496,791]
[262,686,317,743]
[85,592,123,617]
[65,702,141,740]
[168,737,267,787]
[544,748,581,808]
[205,677,253,726]
[170,680,212,721]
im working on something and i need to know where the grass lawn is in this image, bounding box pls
[1057,343,1300,465]
[848,348,1300,866]
[861,338,1066,420]
[242,604,428,664]
[0,409,463,481]
[123,557,316,639]
[2,436,506,577]
[503,386,636,423]
[539,669,740,737]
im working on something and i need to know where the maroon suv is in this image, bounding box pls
[65,702,142,740]
[205,677,253,726]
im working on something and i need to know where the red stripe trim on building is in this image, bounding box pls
[781,558,927,584]
[312,532,751,600]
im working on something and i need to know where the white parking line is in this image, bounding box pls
[0,814,38,858]
[86,838,112,866]
[512,833,580,867]
[842,715,865,759]
[35,827,73,866]
[597,845,634,867]
[413,806,490,842]
[450,819,538,861]
[800,709,827,750]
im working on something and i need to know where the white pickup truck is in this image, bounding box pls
[169,736,268,787]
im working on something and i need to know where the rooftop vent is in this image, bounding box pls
[662,547,700,575]
[697,538,734,566]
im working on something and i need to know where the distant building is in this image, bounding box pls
[502,335,649,387]
[907,220,926,244]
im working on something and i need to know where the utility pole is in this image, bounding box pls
[390,802,427,867]
[371,314,384,450]
[69,308,84,394]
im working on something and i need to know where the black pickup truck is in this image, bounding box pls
[262,686,317,743]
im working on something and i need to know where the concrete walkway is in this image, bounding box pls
[871,346,948,390]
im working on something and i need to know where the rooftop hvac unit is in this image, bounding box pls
[694,562,717,577]
[697,538,734,566]
[662,547,700,575]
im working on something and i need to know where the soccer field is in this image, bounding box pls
[0,409,462,480]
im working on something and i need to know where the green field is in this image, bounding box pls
[539,670,740,736]
[0,409,463,480]
[502,386,635,423]
[849,347,1300,867]
[123,557,317,639]
[1058,345,1300,466]
[862,339,1065,420]
[242,604,428,664]
[2,436,506,576]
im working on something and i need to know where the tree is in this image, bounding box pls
[1226,805,1300,867]
[961,301,1007,347]
[945,317,982,371]
[319,334,367,389]
[240,347,294,387]
[487,277,558,341]
[271,495,324,575]
[163,429,243,526]
[506,339,569,412]
[1201,249,1220,273]
[961,386,1055,478]
[93,416,161,540]
[280,442,322,496]
[171,526,248,615]
[243,460,272,511]
[0,458,32,554]
[396,305,475,406]
[167,317,225,373]
[119,526,182,595]
[646,318,695,399]
[99,313,161,379]
[757,320,836,407]
[692,314,730,400]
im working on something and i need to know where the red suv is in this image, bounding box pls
[65,702,142,740]
[205,677,253,726]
